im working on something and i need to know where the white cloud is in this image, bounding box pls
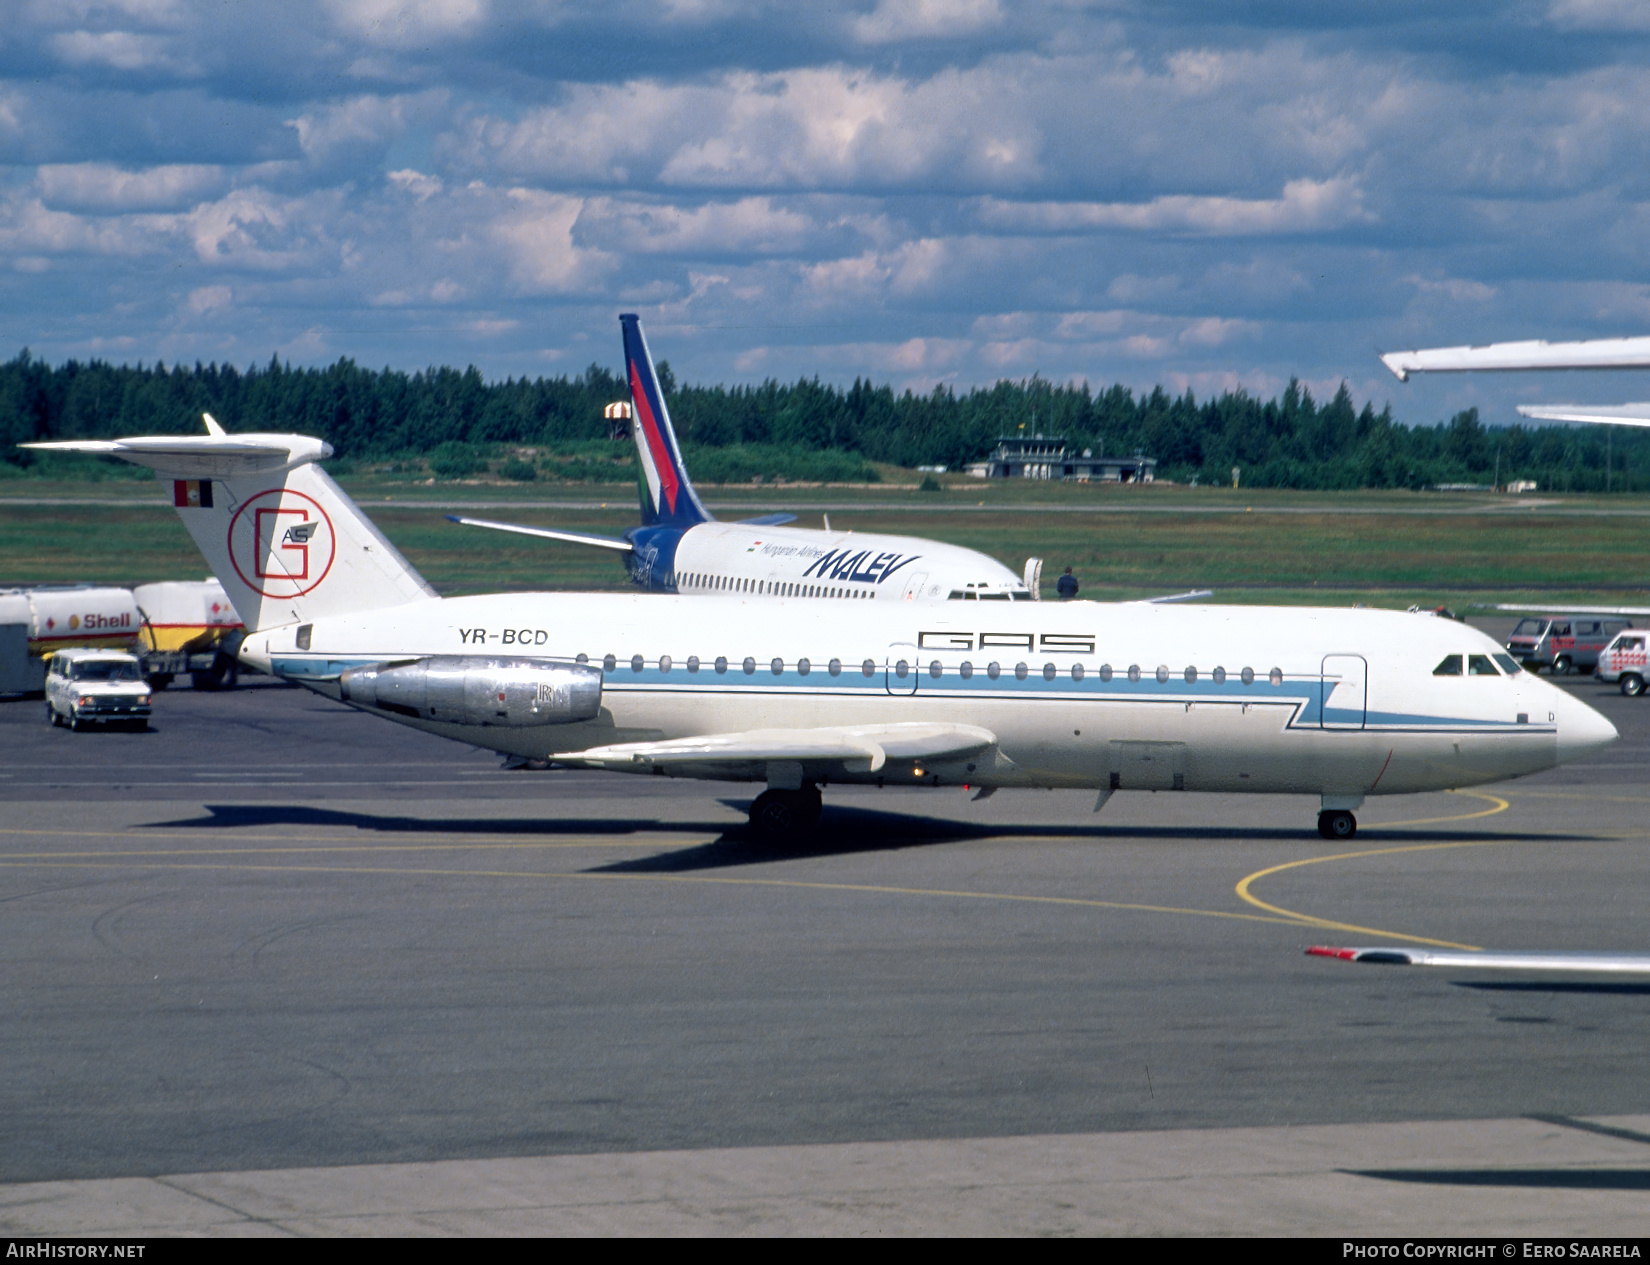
[1547,0,1650,30]
[37,163,226,212]
[325,0,489,46]
[387,168,443,201]
[186,284,232,313]
[288,92,445,167]
[455,64,1043,191]
[48,30,197,74]
[578,197,817,255]
[853,0,1003,44]
[1404,275,1498,303]
[976,177,1375,237]
[489,188,614,294]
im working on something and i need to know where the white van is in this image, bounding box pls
[45,648,153,730]
[1595,630,1650,697]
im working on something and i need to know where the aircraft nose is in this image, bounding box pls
[1555,692,1618,763]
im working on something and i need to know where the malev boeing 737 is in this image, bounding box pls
[449,315,1041,604]
[27,424,1616,843]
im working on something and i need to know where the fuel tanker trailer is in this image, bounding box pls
[132,579,245,689]
[0,585,140,693]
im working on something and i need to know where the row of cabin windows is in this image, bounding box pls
[573,652,1285,686]
[1433,654,1522,677]
[678,573,875,599]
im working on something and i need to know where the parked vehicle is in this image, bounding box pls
[132,579,244,689]
[45,648,152,730]
[1506,615,1634,674]
[1595,630,1650,697]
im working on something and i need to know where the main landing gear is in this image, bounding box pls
[1317,810,1357,840]
[748,785,822,845]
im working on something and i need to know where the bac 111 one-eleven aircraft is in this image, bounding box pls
[450,314,1042,605]
[26,419,1617,843]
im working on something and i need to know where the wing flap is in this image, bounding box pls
[554,721,997,777]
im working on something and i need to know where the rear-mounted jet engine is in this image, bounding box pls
[339,657,602,727]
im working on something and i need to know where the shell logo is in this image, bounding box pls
[68,615,80,630]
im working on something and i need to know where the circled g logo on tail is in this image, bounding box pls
[227,489,337,599]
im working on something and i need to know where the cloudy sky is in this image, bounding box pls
[6,0,1650,427]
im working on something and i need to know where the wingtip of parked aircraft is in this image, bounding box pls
[1309,946,1650,972]
[1378,353,1410,382]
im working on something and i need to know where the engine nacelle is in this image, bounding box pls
[339,656,603,727]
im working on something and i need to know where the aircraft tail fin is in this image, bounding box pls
[25,419,435,632]
[621,313,712,528]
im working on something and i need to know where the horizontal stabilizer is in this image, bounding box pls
[1516,403,1650,427]
[446,515,634,553]
[554,721,997,778]
[1381,336,1650,380]
[24,433,330,478]
[1309,946,1650,973]
[736,513,798,526]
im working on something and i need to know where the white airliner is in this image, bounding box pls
[25,423,1617,843]
[452,315,1041,604]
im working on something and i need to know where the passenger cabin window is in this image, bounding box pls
[1433,655,1463,676]
[1467,654,1499,675]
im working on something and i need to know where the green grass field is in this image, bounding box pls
[4,474,1649,612]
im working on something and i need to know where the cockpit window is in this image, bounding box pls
[1432,655,1463,676]
[1467,654,1499,676]
[1492,653,1522,674]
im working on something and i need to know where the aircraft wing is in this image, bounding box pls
[1515,403,1650,427]
[553,721,997,777]
[446,515,634,553]
[1381,336,1650,380]
[1132,589,1214,604]
[1494,603,1650,616]
[1309,946,1650,973]
[735,513,798,526]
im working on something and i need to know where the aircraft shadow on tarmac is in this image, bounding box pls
[140,803,1596,874]
[591,805,1597,873]
[1452,981,1650,996]
[1347,1169,1650,1190]
[144,804,726,838]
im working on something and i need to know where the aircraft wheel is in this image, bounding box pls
[1553,654,1573,676]
[1622,674,1645,698]
[749,788,821,845]
[1317,810,1357,841]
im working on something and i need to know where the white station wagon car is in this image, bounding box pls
[46,648,152,730]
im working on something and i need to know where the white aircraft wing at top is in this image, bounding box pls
[1494,603,1650,616]
[1309,946,1650,973]
[554,721,998,778]
[447,515,635,552]
[1515,403,1650,427]
[1381,336,1650,380]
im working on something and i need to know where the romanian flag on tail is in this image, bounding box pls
[173,479,213,508]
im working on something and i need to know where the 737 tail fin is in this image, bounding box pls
[621,313,712,528]
[25,420,435,632]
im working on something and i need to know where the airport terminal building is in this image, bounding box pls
[967,436,1156,482]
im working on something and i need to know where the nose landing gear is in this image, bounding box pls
[1317,809,1357,840]
[748,785,823,845]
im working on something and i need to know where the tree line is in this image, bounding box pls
[1,348,1644,491]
